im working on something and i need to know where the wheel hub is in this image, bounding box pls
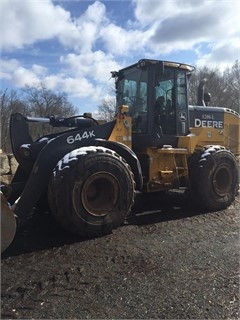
[78,172,120,217]
[213,165,233,197]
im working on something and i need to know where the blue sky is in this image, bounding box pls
[1,0,239,115]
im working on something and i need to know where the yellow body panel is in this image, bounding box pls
[108,105,132,148]
[178,127,225,153]
[222,112,240,156]
[137,147,189,192]
[182,111,240,156]
[108,105,239,193]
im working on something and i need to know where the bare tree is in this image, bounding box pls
[23,83,76,139]
[1,84,77,152]
[23,83,76,117]
[222,60,240,112]
[188,61,240,112]
[98,97,116,121]
[0,89,28,152]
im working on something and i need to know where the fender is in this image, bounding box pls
[10,113,115,173]
[13,121,116,225]
[95,139,143,190]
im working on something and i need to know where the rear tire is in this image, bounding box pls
[188,146,239,211]
[48,146,135,237]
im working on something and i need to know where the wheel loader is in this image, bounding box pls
[1,59,239,253]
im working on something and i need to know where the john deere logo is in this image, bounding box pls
[179,112,186,121]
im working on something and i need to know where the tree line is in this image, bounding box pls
[188,60,239,110]
[0,84,76,152]
[1,61,239,152]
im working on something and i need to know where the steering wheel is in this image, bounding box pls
[129,96,144,104]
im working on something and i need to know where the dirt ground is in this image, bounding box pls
[1,191,239,320]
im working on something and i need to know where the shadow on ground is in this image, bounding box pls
[2,190,204,258]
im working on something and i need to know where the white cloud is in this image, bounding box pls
[43,75,62,89]
[133,0,206,27]
[0,0,239,112]
[100,23,151,55]
[0,59,18,81]
[133,0,239,63]
[58,50,120,102]
[60,50,120,82]
[58,1,108,52]
[61,77,95,97]
[196,39,240,71]
[12,67,40,87]
[0,59,40,85]
[1,0,72,51]
[32,64,48,76]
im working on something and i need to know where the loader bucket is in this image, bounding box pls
[1,193,16,253]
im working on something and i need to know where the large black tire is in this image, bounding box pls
[188,146,239,211]
[48,146,135,237]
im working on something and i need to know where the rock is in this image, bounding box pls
[0,153,10,175]
[0,152,18,184]
[9,154,18,175]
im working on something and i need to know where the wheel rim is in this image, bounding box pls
[75,171,120,217]
[212,164,233,196]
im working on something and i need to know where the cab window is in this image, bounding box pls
[119,69,148,133]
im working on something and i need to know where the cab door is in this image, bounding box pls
[174,69,190,136]
[154,68,176,135]
[154,67,190,136]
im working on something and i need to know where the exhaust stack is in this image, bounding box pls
[197,78,208,106]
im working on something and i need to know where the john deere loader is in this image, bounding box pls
[1,59,239,253]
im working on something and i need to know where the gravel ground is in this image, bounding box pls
[1,191,239,319]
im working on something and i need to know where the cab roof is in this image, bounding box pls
[119,59,195,73]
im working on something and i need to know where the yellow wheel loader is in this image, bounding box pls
[1,59,239,253]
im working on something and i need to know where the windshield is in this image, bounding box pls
[116,68,148,133]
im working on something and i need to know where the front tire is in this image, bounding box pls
[48,146,135,237]
[188,146,239,211]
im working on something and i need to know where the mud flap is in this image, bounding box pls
[1,193,17,253]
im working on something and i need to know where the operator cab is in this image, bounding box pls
[113,59,195,149]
